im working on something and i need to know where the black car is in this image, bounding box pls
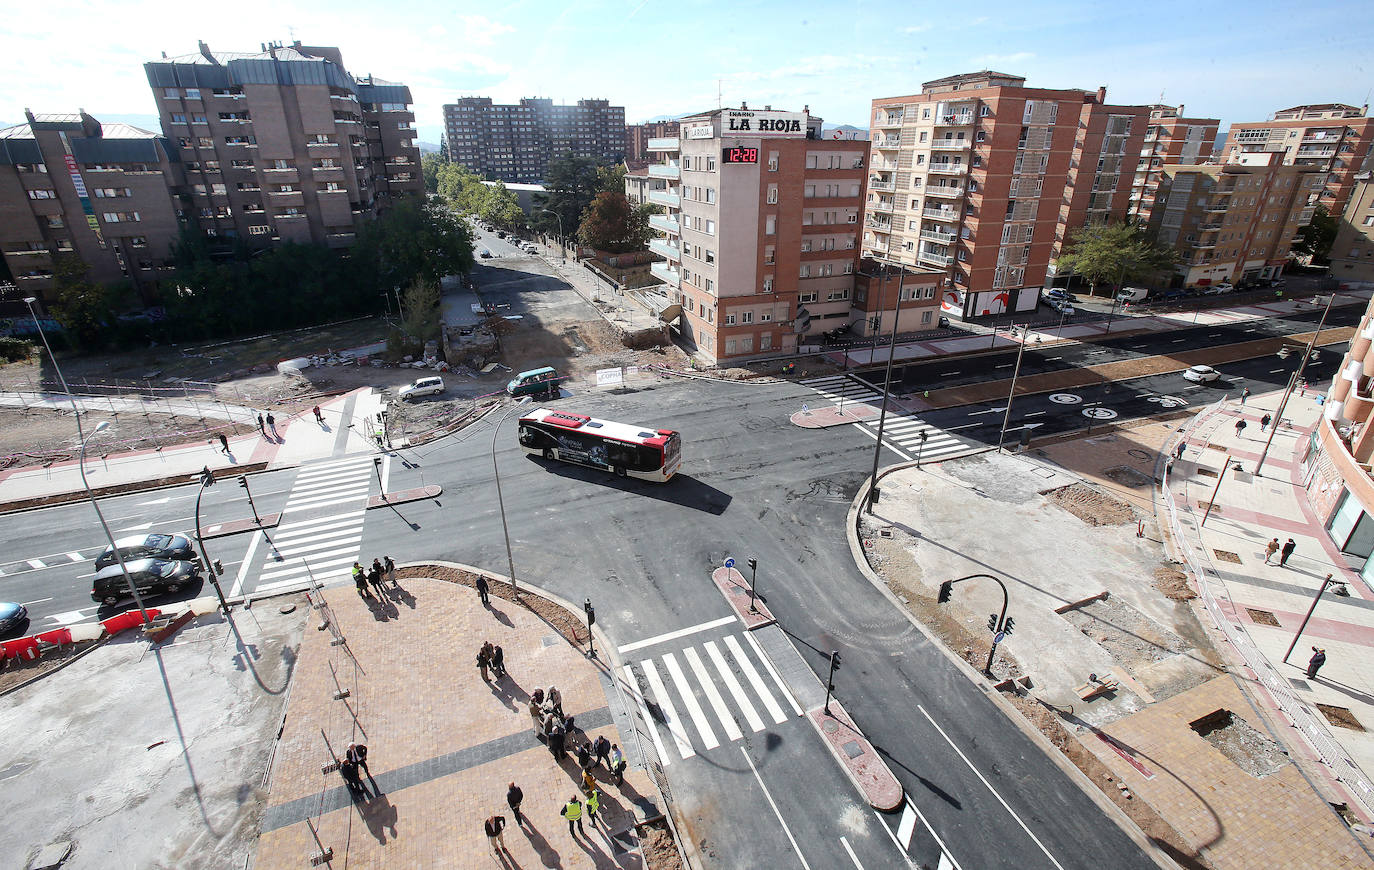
[90,558,201,606]
[94,533,197,571]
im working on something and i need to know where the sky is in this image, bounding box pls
[3,0,1373,146]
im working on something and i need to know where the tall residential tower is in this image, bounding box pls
[443,97,626,183]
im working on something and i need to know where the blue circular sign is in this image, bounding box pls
[724,557,736,569]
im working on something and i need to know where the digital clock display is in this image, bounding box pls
[722,146,759,164]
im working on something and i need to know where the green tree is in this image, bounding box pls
[1054,221,1178,296]
[579,191,653,253]
[438,135,450,163]
[479,182,527,230]
[595,163,627,197]
[48,254,113,349]
[400,278,442,343]
[353,195,474,292]
[533,153,602,236]
[422,153,445,193]
[1292,204,1339,264]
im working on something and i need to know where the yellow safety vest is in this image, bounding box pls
[562,801,582,821]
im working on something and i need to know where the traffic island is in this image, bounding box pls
[790,403,882,428]
[807,700,903,811]
[199,513,281,539]
[365,484,441,509]
[710,565,775,630]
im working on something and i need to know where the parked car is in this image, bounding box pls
[91,558,201,606]
[1041,288,1072,304]
[479,249,492,258]
[1159,288,1189,301]
[506,366,565,399]
[1115,286,1150,303]
[94,533,197,571]
[1183,364,1221,384]
[1050,300,1075,316]
[1201,283,1232,295]
[0,601,28,635]
[398,376,445,401]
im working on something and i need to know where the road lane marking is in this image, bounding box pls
[66,552,84,562]
[20,597,52,606]
[854,427,913,461]
[840,836,863,868]
[641,659,693,759]
[705,640,766,732]
[940,371,960,376]
[1045,356,1062,361]
[685,646,742,742]
[1024,411,1046,417]
[229,530,264,598]
[26,560,45,569]
[618,615,737,654]
[622,664,672,768]
[742,746,813,870]
[662,652,717,749]
[726,635,788,724]
[995,363,1013,368]
[946,423,981,431]
[1087,350,1107,355]
[918,706,1065,870]
[896,801,917,845]
[115,523,152,533]
[895,796,964,870]
[741,631,803,717]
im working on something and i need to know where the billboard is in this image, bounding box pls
[723,109,807,138]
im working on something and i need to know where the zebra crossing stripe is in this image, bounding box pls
[855,425,914,460]
[285,486,372,508]
[662,652,719,750]
[741,632,803,717]
[269,534,364,560]
[640,659,694,760]
[274,511,365,536]
[684,646,743,742]
[705,640,766,732]
[288,475,370,496]
[258,554,359,582]
[622,664,671,768]
[726,635,789,723]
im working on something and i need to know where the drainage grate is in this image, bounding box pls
[1245,608,1280,627]
[1213,549,1242,564]
[1196,468,1218,479]
[1316,704,1364,731]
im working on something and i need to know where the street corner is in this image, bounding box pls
[710,566,775,630]
[806,701,903,812]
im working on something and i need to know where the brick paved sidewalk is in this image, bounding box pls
[254,572,660,869]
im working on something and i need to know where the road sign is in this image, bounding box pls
[994,631,1006,643]
[1049,393,1082,404]
[1083,407,1118,420]
[724,557,735,569]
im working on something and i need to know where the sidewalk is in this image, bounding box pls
[1166,387,1374,819]
[253,566,660,869]
[0,387,387,509]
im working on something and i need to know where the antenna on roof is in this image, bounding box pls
[717,79,722,111]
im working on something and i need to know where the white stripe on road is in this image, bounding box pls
[622,664,671,769]
[946,423,981,431]
[258,554,360,582]
[618,615,738,655]
[26,559,45,569]
[288,474,371,495]
[253,565,354,594]
[742,746,813,870]
[705,640,766,733]
[229,529,264,598]
[284,486,371,509]
[919,705,1064,870]
[725,635,788,725]
[854,426,913,461]
[641,659,693,760]
[894,796,964,870]
[274,511,366,535]
[271,534,363,559]
[281,493,372,513]
[662,651,718,750]
[740,632,802,718]
[66,552,84,562]
[684,646,742,742]
[840,836,864,868]
[272,523,365,547]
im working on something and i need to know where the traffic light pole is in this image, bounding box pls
[747,558,759,613]
[936,573,1012,676]
[823,650,842,715]
[238,475,261,525]
[194,468,233,618]
[584,598,596,658]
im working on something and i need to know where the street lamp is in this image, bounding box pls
[493,397,533,598]
[24,297,151,624]
[996,329,1029,452]
[1254,290,1339,475]
[866,262,908,513]
[1282,573,1348,665]
[192,467,233,617]
[540,208,566,264]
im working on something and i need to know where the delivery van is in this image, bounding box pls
[506,366,565,399]
[1115,286,1149,303]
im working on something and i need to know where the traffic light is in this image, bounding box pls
[987,614,998,632]
[747,558,757,573]
[830,650,842,671]
[938,581,953,603]
[1277,347,1291,360]
[213,559,224,576]
[238,476,248,489]
[1003,616,1015,636]
[199,466,214,488]
[919,431,929,444]
[584,598,596,626]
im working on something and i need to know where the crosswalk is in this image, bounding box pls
[621,631,802,765]
[888,796,962,870]
[800,375,982,463]
[250,456,374,595]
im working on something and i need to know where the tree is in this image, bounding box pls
[533,153,602,237]
[1054,221,1178,296]
[352,195,474,292]
[422,153,445,194]
[1292,204,1339,264]
[595,163,627,197]
[438,134,450,163]
[578,192,653,253]
[399,278,442,344]
[48,254,113,349]
[479,182,527,230]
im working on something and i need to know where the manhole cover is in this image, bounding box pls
[1245,608,1279,626]
[842,740,864,759]
[1213,549,1241,563]
[822,719,839,733]
[1316,704,1364,731]
[1196,468,1218,478]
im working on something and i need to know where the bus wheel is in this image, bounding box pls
[615,466,627,478]
[543,448,554,461]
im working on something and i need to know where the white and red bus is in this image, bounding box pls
[517,408,682,482]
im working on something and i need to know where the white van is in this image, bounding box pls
[1115,287,1149,303]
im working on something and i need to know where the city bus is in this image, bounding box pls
[517,408,682,482]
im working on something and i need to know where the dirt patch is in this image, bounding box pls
[1212,549,1241,564]
[1189,709,1289,777]
[0,639,100,694]
[1153,565,1197,601]
[1046,482,1137,526]
[1062,597,1189,673]
[638,819,684,870]
[1101,465,1155,489]
[1316,704,1364,731]
[1245,608,1281,627]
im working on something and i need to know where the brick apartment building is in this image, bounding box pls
[1220,104,1374,215]
[1127,105,1220,225]
[0,111,184,303]
[1146,152,1320,287]
[443,97,626,183]
[1330,151,1374,285]
[144,41,423,249]
[626,120,681,162]
[864,71,1149,320]
[645,106,869,362]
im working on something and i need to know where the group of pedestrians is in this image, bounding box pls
[477,641,506,681]
[256,410,282,443]
[339,741,377,798]
[1263,537,1298,567]
[352,557,397,599]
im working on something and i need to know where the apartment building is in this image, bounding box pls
[623,160,664,205]
[1220,104,1374,215]
[144,41,422,249]
[865,71,1149,320]
[1128,105,1220,224]
[0,111,184,303]
[646,106,868,362]
[1146,153,1320,287]
[443,97,626,183]
[1330,157,1374,285]
[626,120,681,162]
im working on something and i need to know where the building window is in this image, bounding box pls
[919,131,928,143]
[28,189,57,200]
[799,292,817,303]
[705,250,715,264]
[705,219,715,235]
[185,88,201,100]
[761,310,772,322]
[707,157,716,171]
[768,154,779,171]
[763,277,773,292]
[766,215,776,235]
[921,311,933,325]
[761,333,772,351]
[724,313,736,325]
[767,186,778,204]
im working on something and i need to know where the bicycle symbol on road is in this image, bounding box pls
[1146,395,1188,409]
[1083,407,1118,420]
[1049,393,1082,404]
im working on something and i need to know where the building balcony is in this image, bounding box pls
[920,229,957,244]
[937,114,974,126]
[865,219,892,231]
[930,140,971,150]
[922,207,959,220]
[925,186,963,198]
[648,214,679,235]
[918,250,954,267]
[927,163,968,175]
[1202,201,1230,213]
[269,191,305,207]
[649,163,681,179]
[649,239,681,262]
[874,138,901,149]
[869,180,896,192]
[648,190,680,208]
[1198,222,1223,232]
[647,137,680,151]
[651,261,680,286]
[874,115,904,129]
[870,201,895,213]
[263,168,299,181]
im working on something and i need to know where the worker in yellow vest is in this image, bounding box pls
[561,795,585,838]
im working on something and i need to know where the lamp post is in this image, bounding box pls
[493,397,533,598]
[996,329,1029,452]
[1282,573,1348,664]
[192,467,233,617]
[866,262,908,513]
[540,209,565,263]
[24,297,151,624]
[1254,290,1338,475]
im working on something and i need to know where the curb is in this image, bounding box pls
[0,460,272,516]
[805,701,903,811]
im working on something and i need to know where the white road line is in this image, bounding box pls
[229,530,264,597]
[741,746,813,870]
[258,554,359,582]
[289,475,371,495]
[274,511,366,535]
[994,363,1013,368]
[618,615,738,655]
[854,427,913,461]
[896,801,918,846]
[741,632,802,717]
[705,640,765,732]
[662,652,717,750]
[1045,356,1062,361]
[939,371,960,376]
[967,408,1002,416]
[66,552,83,562]
[285,486,371,508]
[115,523,152,533]
[282,493,372,513]
[641,659,693,760]
[272,535,363,559]
[1086,350,1107,355]
[622,664,671,768]
[254,567,352,594]
[725,635,788,724]
[26,559,45,569]
[20,597,53,606]
[1172,338,1185,343]
[684,646,742,742]
[300,455,373,473]
[840,836,864,868]
[945,423,981,431]
[1269,368,1284,373]
[905,796,964,870]
[272,522,366,545]
[1024,411,1046,417]
[876,809,914,861]
[918,706,1064,870]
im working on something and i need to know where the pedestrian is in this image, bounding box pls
[477,645,491,682]
[340,757,366,796]
[368,563,385,596]
[549,718,567,760]
[491,644,505,677]
[345,741,371,778]
[313,404,324,425]
[218,432,230,454]
[1307,646,1327,679]
[484,814,508,852]
[1174,441,1186,461]
[548,685,563,717]
[593,734,611,770]
[577,741,593,773]
[586,787,601,828]
[1280,538,1297,567]
[256,413,266,435]
[1260,413,1272,433]
[609,743,626,786]
[561,795,585,838]
[266,411,277,438]
[475,574,491,606]
[1235,419,1247,438]
[506,782,525,826]
[384,555,396,585]
[1241,387,1250,405]
[1264,538,1280,565]
[582,767,597,796]
[352,562,369,597]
